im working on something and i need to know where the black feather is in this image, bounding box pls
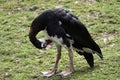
[53,8,103,58]
[82,52,94,68]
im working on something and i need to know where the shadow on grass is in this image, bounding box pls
[33,65,101,80]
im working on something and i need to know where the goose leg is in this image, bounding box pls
[59,49,74,76]
[42,45,61,77]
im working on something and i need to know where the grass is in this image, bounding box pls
[0,0,120,80]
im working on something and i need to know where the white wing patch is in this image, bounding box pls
[43,29,74,49]
[59,21,62,25]
[73,47,84,53]
[72,17,78,21]
[82,47,93,54]
[73,47,94,54]
[43,29,63,46]
[66,34,71,37]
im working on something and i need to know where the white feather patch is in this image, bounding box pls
[72,17,78,21]
[43,29,73,49]
[66,34,71,37]
[59,21,62,25]
[43,29,63,45]
[82,47,93,54]
[51,35,63,45]
[73,47,84,53]
[38,39,46,48]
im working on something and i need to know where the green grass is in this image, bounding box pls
[0,0,120,80]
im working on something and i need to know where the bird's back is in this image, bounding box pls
[53,8,102,58]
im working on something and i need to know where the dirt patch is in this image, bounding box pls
[81,0,100,3]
